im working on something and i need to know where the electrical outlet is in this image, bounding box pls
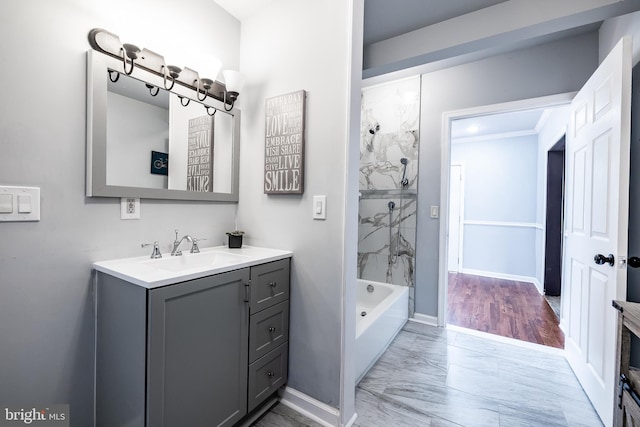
[121,197,140,220]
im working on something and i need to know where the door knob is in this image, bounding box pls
[594,253,615,266]
[629,257,640,268]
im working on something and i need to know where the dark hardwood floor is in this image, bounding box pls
[447,273,565,349]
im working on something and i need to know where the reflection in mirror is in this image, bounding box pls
[87,50,240,202]
[107,74,170,189]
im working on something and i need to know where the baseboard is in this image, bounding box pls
[461,268,537,285]
[280,387,341,427]
[411,312,438,326]
[344,412,358,427]
[532,277,543,294]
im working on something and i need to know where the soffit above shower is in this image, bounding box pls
[363,0,508,46]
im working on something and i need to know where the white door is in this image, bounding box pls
[563,37,632,427]
[448,164,463,272]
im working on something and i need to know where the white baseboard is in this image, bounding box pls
[532,278,543,294]
[411,312,438,326]
[461,268,537,285]
[344,412,358,427]
[280,387,341,427]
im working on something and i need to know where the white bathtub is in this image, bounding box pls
[355,279,408,383]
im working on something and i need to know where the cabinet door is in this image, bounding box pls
[147,269,250,427]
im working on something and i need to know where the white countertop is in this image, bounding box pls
[92,245,292,289]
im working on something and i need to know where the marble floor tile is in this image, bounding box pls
[382,382,500,427]
[256,322,603,427]
[497,403,569,427]
[353,388,434,427]
[355,322,603,427]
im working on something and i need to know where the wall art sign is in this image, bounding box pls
[187,115,214,192]
[150,151,168,175]
[264,90,306,194]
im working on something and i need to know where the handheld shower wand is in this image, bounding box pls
[400,158,409,187]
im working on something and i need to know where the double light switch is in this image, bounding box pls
[0,186,40,221]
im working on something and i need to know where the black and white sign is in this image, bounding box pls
[264,90,306,194]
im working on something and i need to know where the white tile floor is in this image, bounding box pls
[255,322,603,427]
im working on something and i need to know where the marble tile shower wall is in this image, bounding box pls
[359,77,420,311]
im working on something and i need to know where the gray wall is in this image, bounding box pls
[451,136,539,279]
[0,1,240,426]
[414,32,599,316]
[237,0,354,410]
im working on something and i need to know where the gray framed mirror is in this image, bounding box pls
[86,50,240,202]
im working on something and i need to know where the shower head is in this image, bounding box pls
[400,158,408,165]
[388,201,395,211]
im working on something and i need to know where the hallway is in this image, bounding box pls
[447,273,564,348]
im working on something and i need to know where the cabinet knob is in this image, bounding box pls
[267,371,275,378]
[268,326,276,333]
[269,281,277,288]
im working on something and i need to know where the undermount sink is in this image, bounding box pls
[92,245,293,288]
[143,251,250,272]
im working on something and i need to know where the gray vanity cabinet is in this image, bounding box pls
[146,269,249,427]
[247,259,290,412]
[96,256,291,427]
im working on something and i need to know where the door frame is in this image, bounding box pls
[448,163,465,273]
[437,92,576,326]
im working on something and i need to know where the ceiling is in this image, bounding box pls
[450,107,558,142]
[213,0,274,20]
[215,0,513,44]
[212,1,598,137]
[363,0,508,46]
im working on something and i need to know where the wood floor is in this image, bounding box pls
[447,273,564,348]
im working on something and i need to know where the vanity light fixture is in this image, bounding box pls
[197,78,214,102]
[121,43,141,75]
[88,28,242,111]
[108,70,120,83]
[162,65,182,90]
[222,70,245,111]
[178,95,190,107]
[145,84,160,97]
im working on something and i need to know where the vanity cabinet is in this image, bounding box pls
[247,259,290,412]
[95,257,290,427]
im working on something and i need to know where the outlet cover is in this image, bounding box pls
[121,197,140,220]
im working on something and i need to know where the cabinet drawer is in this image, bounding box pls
[248,343,288,412]
[250,259,290,313]
[249,301,289,363]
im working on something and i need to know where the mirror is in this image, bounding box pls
[86,50,240,202]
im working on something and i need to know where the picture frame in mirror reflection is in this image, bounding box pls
[187,115,214,192]
[151,151,168,176]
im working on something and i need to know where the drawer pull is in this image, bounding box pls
[268,326,276,333]
[267,371,275,378]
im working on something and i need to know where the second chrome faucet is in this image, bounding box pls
[171,230,193,256]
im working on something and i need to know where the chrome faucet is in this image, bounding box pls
[171,229,193,256]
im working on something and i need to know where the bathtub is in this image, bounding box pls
[355,279,408,383]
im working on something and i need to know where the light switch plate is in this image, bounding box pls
[0,186,40,222]
[430,205,439,219]
[0,194,12,213]
[313,195,327,220]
